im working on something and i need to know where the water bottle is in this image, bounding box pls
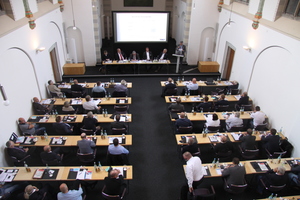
[216,158,220,167]
[94,162,97,171]
[104,130,107,138]
[98,161,102,171]
[44,131,48,142]
[182,76,184,81]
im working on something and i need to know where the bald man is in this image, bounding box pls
[213,135,234,155]
[18,184,48,200]
[18,117,46,135]
[77,133,96,154]
[57,183,83,200]
[71,79,86,97]
[6,140,35,161]
[40,145,61,164]
[103,169,126,195]
[32,97,53,114]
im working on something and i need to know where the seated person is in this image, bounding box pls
[82,95,101,113]
[92,81,106,93]
[162,77,177,97]
[48,80,63,97]
[196,96,211,111]
[175,112,193,131]
[129,51,140,61]
[213,136,234,155]
[40,145,61,163]
[18,184,49,200]
[239,129,256,150]
[215,94,229,106]
[257,166,288,194]
[57,183,83,200]
[181,78,199,95]
[6,140,35,161]
[261,128,281,154]
[289,160,300,186]
[32,97,53,114]
[225,112,243,130]
[113,80,128,94]
[228,80,239,91]
[53,116,73,135]
[250,106,265,128]
[111,114,128,130]
[71,79,86,96]
[155,49,168,72]
[77,133,96,154]
[235,92,249,111]
[62,101,75,112]
[222,158,246,190]
[18,117,46,135]
[104,169,127,196]
[168,98,185,112]
[181,138,199,155]
[0,182,27,200]
[82,111,99,132]
[205,113,220,127]
[108,138,129,155]
[100,50,112,73]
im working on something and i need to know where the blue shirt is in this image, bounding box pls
[108,145,129,155]
[57,187,83,200]
[92,86,106,93]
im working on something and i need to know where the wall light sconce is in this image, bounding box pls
[0,84,10,106]
[243,46,251,52]
[36,47,46,53]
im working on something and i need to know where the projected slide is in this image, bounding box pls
[114,12,169,43]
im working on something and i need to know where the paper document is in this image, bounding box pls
[234,95,241,100]
[52,137,63,144]
[41,99,52,104]
[76,170,86,179]
[71,99,82,104]
[108,137,122,144]
[231,133,241,141]
[191,97,201,101]
[216,169,222,175]
[23,137,32,144]
[258,162,268,171]
[202,166,208,176]
[93,99,101,104]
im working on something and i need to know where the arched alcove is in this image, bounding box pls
[199,27,215,61]
[66,27,84,63]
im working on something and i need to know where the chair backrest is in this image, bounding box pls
[193,185,215,200]
[42,159,59,166]
[217,105,229,112]
[241,104,252,111]
[202,107,211,112]
[92,91,106,97]
[80,128,95,135]
[71,91,83,98]
[230,89,239,95]
[107,153,129,165]
[102,185,126,200]
[112,128,127,135]
[189,89,200,95]
[241,148,259,160]
[50,92,58,98]
[165,88,177,96]
[114,105,128,113]
[178,126,193,134]
[77,149,96,163]
[207,126,220,132]
[112,91,127,97]
[255,124,267,131]
[229,126,244,132]
[269,184,286,192]
[170,109,182,113]
[228,183,247,194]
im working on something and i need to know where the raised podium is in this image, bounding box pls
[172,54,184,73]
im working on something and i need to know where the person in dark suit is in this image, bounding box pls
[53,116,73,135]
[216,94,229,106]
[115,48,126,61]
[83,111,99,132]
[100,50,112,73]
[111,114,128,130]
[261,128,281,154]
[168,98,185,112]
[289,160,300,186]
[239,128,256,150]
[222,157,246,191]
[196,96,212,112]
[182,138,198,154]
[213,136,234,155]
[6,140,35,161]
[162,77,177,97]
[155,48,168,72]
[175,112,193,132]
[104,169,126,195]
[235,91,249,110]
[40,145,61,163]
[18,184,49,200]
[77,133,96,154]
[143,47,153,71]
[129,51,140,61]
[71,79,86,97]
[32,97,53,114]
[257,166,287,194]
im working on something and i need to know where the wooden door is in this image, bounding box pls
[50,47,62,82]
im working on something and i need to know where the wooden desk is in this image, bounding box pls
[28,114,132,123]
[165,95,251,103]
[183,158,296,178]
[15,135,132,146]
[6,165,132,181]
[41,97,132,106]
[160,80,234,87]
[198,61,219,72]
[63,63,86,75]
[176,132,285,145]
[57,82,133,89]
[170,112,261,122]
[258,196,300,200]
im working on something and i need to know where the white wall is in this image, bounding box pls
[111,0,166,11]
[172,0,187,43]
[249,0,281,22]
[216,9,300,156]
[0,8,65,166]
[187,0,220,65]
[10,0,38,21]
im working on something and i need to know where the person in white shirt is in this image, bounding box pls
[82,95,101,113]
[225,112,243,130]
[205,113,220,127]
[250,106,265,128]
[187,78,198,91]
[181,152,204,200]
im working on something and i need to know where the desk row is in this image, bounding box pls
[41,97,132,106]
[57,81,132,89]
[161,80,235,87]
[165,95,251,103]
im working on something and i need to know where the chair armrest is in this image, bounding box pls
[259,178,267,189]
[121,187,127,198]
[210,185,216,194]
[19,155,31,162]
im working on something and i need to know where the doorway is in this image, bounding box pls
[222,46,235,80]
[49,44,62,82]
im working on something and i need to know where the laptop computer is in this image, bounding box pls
[205,78,216,85]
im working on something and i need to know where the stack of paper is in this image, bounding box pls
[71,99,82,104]
[234,95,241,100]
[52,137,63,144]
[258,162,268,171]
[231,133,241,141]
[41,99,52,104]
[74,169,92,180]
[0,169,18,182]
